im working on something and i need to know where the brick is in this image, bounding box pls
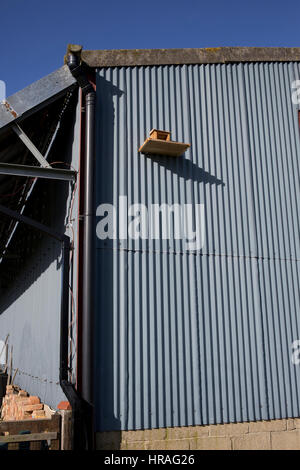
[17,398,31,407]
[123,430,147,442]
[125,428,165,441]
[120,441,127,450]
[287,419,296,430]
[22,404,43,412]
[27,396,40,405]
[232,432,271,450]
[194,426,210,437]
[57,401,72,410]
[165,439,190,450]
[32,410,46,419]
[96,432,122,450]
[14,395,27,403]
[21,411,33,420]
[271,430,300,450]
[189,439,198,450]
[209,422,249,437]
[149,428,167,441]
[167,427,190,440]
[248,419,286,433]
[294,418,300,429]
[196,436,232,450]
[145,440,168,450]
[57,401,72,411]
[126,441,146,450]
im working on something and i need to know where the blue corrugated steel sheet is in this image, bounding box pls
[0,237,65,406]
[95,63,300,431]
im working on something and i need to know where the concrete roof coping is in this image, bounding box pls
[81,47,300,68]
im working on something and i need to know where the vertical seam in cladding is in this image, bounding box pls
[124,67,130,430]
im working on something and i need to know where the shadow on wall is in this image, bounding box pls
[0,200,64,314]
[95,76,123,439]
[144,153,225,186]
[94,75,225,437]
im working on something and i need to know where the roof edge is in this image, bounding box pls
[0,65,76,131]
[81,47,300,68]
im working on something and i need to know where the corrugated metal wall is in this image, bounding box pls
[95,63,300,431]
[0,237,65,407]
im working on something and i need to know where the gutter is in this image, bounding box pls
[81,46,300,68]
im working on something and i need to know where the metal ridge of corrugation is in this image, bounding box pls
[95,62,300,431]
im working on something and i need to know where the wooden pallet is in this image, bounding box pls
[0,411,60,450]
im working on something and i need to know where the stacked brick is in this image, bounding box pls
[1,385,46,421]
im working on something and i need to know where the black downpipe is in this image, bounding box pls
[67,53,95,447]
[0,204,86,449]
[83,91,95,406]
[60,237,89,450]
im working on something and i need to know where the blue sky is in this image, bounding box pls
[1,0,300,96]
